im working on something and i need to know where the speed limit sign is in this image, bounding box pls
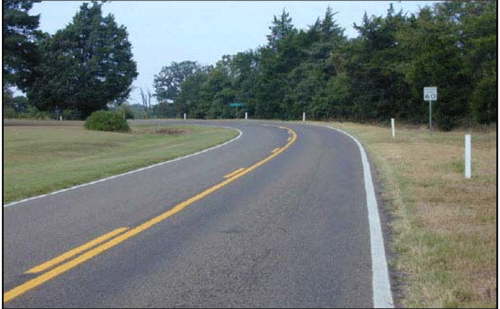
[424,86,437,133]
[424,87,437,101]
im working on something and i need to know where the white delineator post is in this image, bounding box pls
[303,112,306,122]
[245,112,248,120]
[183,113,186,120]
[465,134,471,179]
[391,118,395,138]
[60,116,63,121]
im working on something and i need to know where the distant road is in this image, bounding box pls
[4,120,390,307]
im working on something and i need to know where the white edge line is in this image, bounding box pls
[323,125,394,308]
[4,126,243,208]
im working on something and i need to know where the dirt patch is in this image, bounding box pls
[134,126,191,136]
[153,128,190,135]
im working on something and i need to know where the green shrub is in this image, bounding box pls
[84,110,130,133]
[3,106,17,118]
[118,104,134,119]
[39,111,53,120]
[62,109,82,120]
[26,105,40,118]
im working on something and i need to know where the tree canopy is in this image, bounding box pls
[26,1,138,118]
[6,1,496,127]
[3,0,41,91]
[156,2,496,129]
[153,61,202,103]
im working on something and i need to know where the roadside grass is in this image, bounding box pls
[317,121,496,308]
[3,122,239,204]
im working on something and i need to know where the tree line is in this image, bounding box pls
[3,1,496,130]
[153,1,496,130]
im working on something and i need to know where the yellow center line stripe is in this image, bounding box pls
[223,167,246,179]
[25,227,129,274]
[272,147,281,153]
[4,126,297,304]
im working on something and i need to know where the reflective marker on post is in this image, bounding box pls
[465,134,471,179]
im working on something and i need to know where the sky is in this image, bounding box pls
[28,1,438,106]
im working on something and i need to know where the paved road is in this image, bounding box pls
[4,120,389,307]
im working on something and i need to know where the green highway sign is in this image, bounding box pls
[229,103,244,107]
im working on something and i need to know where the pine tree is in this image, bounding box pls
[27,1,138,118]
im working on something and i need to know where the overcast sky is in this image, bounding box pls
[29,1,437,106]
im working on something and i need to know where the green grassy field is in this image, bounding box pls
[317,121,497,308]
[3,121,239,204]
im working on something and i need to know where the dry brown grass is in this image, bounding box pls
[317,121,497,308]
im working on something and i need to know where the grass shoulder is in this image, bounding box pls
[4,121,239,204]
[316,121,496,308]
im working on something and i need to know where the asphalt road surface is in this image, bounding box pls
[3,120,391,308]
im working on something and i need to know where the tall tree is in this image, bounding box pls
[201,59,235,119]
[255,9,300,119]
[229,50,259,116]
[3,0,41,91]
[174,65,212,117]
[348,5,414,122]
[460,1,497,124]
[266,8,295,50]
[158,2,496,127]
[284,7,347,120]
[395,2,487,129]
[27,1,138,118]
[153,61,201,103]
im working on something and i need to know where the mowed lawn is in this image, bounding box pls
[4,120,239,204]
[320,121,496,308]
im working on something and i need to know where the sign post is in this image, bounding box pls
[424,87,437,132]
[229,103,244,119]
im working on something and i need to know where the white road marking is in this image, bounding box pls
[324,125,394,308]
[4,127,242,208]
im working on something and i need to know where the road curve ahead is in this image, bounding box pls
[4,120,391,308]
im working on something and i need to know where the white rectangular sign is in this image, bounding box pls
[424,87,438,101]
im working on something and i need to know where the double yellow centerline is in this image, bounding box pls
[4,126,297,303]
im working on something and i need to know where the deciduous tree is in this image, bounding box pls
[153,61,201,102]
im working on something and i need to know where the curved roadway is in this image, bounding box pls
[3,120,391,307]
